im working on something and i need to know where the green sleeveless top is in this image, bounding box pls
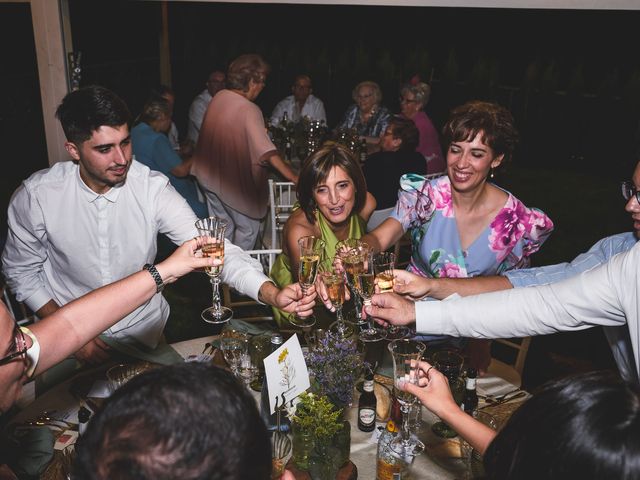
[270,208,366,327]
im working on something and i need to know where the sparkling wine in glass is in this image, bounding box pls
[358,251,385,343]
[322,270,355,339]
[195,217,232,324]
[336,239,368,326]
[290,235,325,328]
[389,339,426,457]
[373,252,410,340]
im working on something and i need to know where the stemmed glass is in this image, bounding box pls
[372,252,410,340]
[335,238,369,327]
[430,350,466,438]
[388,339,427,457]
[290,235,325,328]
[321,269,355,339]
[357,250,386,342]
[195,217,232,324]
[219,326,249,379]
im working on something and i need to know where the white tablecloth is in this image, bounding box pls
[7,336,524,479]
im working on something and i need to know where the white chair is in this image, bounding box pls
[263,179,297,249]
[222,248,282,322]
[366,206,394,232]
[487,336,532,388]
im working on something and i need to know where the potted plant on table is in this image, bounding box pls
[288,392,344,479]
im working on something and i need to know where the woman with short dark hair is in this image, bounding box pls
[270,142,376,327]
[362,101,553,372]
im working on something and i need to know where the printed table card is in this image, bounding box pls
[263,334,310,414]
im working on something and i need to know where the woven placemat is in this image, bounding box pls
[479,398,527,429]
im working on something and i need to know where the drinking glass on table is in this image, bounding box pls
[357,250,386,342]
[372,252,410,340]
[335,238,369,327]
[195,217,232,324]
[220,326,249,379]
[388,339,427,457]
[321,269,355,339]
[290,235,325,328]
[431,349,466,438]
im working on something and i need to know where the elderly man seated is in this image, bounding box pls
[270,74,327,125]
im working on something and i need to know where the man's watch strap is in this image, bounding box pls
[143,263,165,293]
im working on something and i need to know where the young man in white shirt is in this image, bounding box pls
[2,86,313,365]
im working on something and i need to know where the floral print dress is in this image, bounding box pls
[390,174,554,280]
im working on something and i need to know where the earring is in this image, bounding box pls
[490,168,495,179]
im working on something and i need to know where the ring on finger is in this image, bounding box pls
[426,366,435,379]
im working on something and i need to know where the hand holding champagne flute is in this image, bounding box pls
[373,252,410,340]
[358,250,385,342]
[195,217,232,324]
[290,235,325,328]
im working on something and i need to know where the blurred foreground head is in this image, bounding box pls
[74,363,271,480]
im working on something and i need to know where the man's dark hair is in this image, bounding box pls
[73,363,271,480]
[55,85,131,144]
[484,370,640,480]
[388,116,419,152]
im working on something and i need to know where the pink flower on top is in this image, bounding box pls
[438,261,465,278]
[488,197,528,263]
[432,177,454,218]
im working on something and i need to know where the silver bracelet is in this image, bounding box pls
[143,263,165,293]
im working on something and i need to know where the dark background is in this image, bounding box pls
[2,1,640,388]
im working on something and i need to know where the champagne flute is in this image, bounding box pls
[335,238,369,326]
[321,269,355,339]
[195,217,232,324]
[358,251,386,342]
[388,339,427,457]
[373,252,410,340]
[290,235,325,328]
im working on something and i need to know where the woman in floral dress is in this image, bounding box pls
[362,100,554,372]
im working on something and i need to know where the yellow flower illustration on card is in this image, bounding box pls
[278,348,289,364]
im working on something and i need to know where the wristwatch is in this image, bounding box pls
[143,263,165,293]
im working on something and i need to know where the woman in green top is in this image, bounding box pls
[271,142,376,327]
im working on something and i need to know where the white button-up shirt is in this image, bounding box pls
[416,240,640,384]
[2,160,268,348]
[187,89,212,145]
[269,94,327,125]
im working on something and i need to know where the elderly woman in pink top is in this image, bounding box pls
[191,54,298,250]
[399,82,445,174]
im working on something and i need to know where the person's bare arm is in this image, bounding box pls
[393,269,514,301]
[360,217,404,253]
[264,152,298,184]
[35,300,59,319]
[28,238,216,375]
[404,361,497,455]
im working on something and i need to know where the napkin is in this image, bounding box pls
[100,335,183,365]
[476,374,520,398]
[2,426,55,478]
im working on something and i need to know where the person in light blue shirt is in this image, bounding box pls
[131,96,207,218]
[364,160,640,383]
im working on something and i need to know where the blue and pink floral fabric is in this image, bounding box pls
[391,174,554,279]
